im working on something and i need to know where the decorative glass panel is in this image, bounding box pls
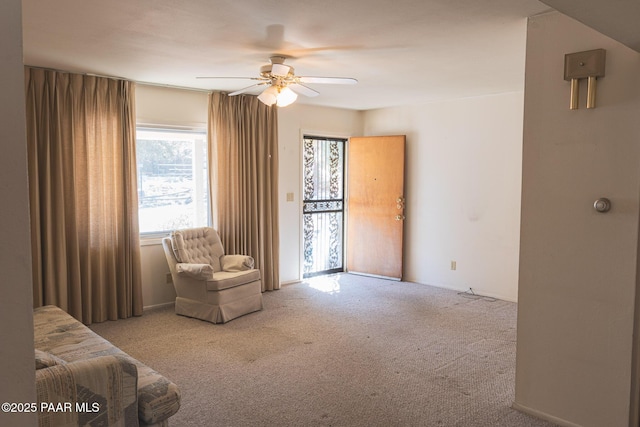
[302,137,345,277]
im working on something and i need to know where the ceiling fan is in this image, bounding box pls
[197,56,358,107]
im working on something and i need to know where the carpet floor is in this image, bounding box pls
[91,273,557,427]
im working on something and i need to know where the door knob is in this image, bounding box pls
[593,198,611,213]
[395,215,405,221]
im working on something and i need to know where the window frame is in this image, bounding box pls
[135,125,211,241]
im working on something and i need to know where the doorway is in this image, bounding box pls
[302,136,346,278]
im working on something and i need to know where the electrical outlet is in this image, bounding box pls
[450,260,457,271]
[166,273,173,284]
[286,192,294,202]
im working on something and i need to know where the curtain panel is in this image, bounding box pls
[25,67,143,324]
[208,92,280,291]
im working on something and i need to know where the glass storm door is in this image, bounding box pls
[302,136,346,278]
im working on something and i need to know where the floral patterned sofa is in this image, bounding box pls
[34,305,181,426]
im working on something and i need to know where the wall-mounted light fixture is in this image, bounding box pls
[564,49,606,110]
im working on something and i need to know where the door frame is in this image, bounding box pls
[298,129,352,281]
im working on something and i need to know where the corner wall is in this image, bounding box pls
[515,12,640,426]
[0,0,37,425]
[362,93,525,301]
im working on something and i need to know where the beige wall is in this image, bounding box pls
[362,93,525,301]
[136,84,209,129]
[515,11,640,426]
[0,0,37,425]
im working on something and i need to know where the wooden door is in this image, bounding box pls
[346,135,405,280]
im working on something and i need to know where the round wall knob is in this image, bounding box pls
[593,198,611,213]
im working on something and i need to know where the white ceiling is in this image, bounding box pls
[22,0,553,110]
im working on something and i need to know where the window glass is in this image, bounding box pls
[136,128,209,235]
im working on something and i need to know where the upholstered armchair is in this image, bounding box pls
[162,227,263,324]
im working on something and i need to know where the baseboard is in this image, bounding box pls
[408,280,518,303]
[286,276,517,302]
[280,279,302,286]
[143,301,174,311]
[511,402,582,427]
[348,270,401,281]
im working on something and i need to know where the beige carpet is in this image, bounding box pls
[91,273,556,427]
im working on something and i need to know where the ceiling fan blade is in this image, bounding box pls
[196,76,265,80]
[297,76,358,85]
[229,82,270,96]
[288,83,320,97]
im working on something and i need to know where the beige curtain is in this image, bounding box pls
[208,92,280,291]
[25,67,143,324]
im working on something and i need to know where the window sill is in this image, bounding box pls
[139,235,166,246]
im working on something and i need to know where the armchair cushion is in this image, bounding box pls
[176,263,215,280]
[171,227,224,270]
[206,270,261,291]
[221,254,255,271]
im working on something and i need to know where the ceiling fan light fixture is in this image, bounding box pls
[257,85,298,107]
[199,56,357,106]
[276,86,298,107]
[257,85,279,106]
[210,56,356,107]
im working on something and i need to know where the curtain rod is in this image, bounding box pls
[136,81,211,94]
[25,64,213,94]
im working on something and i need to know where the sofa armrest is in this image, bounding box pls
[221,254,255,271]
[36,355,139,427]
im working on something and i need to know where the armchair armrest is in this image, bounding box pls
[176,263,215,280]
[221,254,255,271]
[36,355,139,426]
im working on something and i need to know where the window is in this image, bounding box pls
[136,128,209,235]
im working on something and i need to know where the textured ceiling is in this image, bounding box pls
[22,0,551,110]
